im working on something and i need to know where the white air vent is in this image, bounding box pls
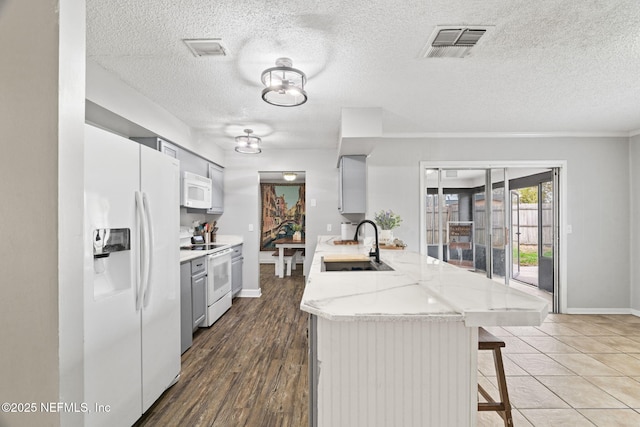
[421,26,491,58]
[183,39,227,57]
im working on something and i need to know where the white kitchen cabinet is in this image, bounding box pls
[338,155,366,214]
[207,163,224,214]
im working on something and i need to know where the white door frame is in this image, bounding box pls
[419,160,567,314]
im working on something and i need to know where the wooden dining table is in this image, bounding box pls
[273,237,305,278]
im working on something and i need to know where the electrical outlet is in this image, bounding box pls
[248,224,254,232]
[327,224,332,232]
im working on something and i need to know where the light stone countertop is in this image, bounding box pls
[300,235,549,326]
[179,234,243,263]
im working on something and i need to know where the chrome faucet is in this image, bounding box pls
[353,219,380,264]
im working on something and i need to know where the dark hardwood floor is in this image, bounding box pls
[135,264,309,427]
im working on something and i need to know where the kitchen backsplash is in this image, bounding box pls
[180,206,219,228]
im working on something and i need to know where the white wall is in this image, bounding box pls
[217,149,344,295]
[630,134,640,314]
[86,61,225,166]
[0,1,84,426]
[58,1,87,426]
[363,136,631,312]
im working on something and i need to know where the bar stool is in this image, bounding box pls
[478,327,513,427]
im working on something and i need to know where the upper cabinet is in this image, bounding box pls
[134,137,178,156]
[159,140,179,159]
[338,155,366,214]
[133,136,224,214]
[207,163,224,214]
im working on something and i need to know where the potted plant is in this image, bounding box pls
[374,210,402,244]
[292,223,303,241]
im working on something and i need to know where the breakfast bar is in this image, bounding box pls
[300,236,548,427]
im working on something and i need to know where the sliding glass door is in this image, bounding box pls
[490,168,508,283]
[511,190,522,279]
[508,170,559,305]
[423,168,507,282]
[420,162,561,312]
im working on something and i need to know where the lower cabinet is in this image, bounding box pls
[180,257,207,354]
[180,262,192,354]
[231,243,243,297]
[191,257,207,330]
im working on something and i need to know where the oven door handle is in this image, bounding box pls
[209,248,233,259]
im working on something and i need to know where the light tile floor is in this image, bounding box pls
[477,313,640,426]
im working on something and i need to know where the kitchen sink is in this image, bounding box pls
[321,258,394,272]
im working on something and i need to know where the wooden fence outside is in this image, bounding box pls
[425,201,551,246]
[513,203,552,245]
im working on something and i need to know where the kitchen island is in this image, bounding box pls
[300,236,548,427]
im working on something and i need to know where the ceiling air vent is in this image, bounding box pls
[421,26,490,58]
[183,39,228,57]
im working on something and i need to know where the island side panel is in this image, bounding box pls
[315,317,478,427]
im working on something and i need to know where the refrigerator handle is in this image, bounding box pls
[142,192,154,307]
[135,191,147,311]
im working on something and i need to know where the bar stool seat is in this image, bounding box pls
[478,327,513,426]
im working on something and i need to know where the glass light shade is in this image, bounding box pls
[235,129,262,154]
[282,172,297,181]
[261,58,307,107]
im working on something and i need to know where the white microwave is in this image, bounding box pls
[182,171,212,209]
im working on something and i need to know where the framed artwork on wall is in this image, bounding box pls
[260,183,306,251]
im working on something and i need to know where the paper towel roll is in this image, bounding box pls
[341,222,352,240]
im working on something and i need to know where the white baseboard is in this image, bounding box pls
[564,307,632,315]
[237,288,262,298]
[631,308,640,317]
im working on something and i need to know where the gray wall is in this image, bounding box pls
[217,149,345,294]
[365,136,631,312]
[221,134,636,312]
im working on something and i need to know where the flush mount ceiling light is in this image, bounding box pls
[261,57,307,107]
[235,129,262,154]
[282,172,297,181]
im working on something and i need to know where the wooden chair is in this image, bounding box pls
[478,327,513,426]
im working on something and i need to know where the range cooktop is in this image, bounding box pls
[180,243,227,251]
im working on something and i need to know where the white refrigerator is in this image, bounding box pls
[83,124,180,426]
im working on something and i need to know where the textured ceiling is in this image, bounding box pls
[87,0,640,151]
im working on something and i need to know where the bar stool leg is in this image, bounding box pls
[491,346,512,427]
[478,337,513,426]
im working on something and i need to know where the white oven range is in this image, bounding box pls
[203,247,233,327]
